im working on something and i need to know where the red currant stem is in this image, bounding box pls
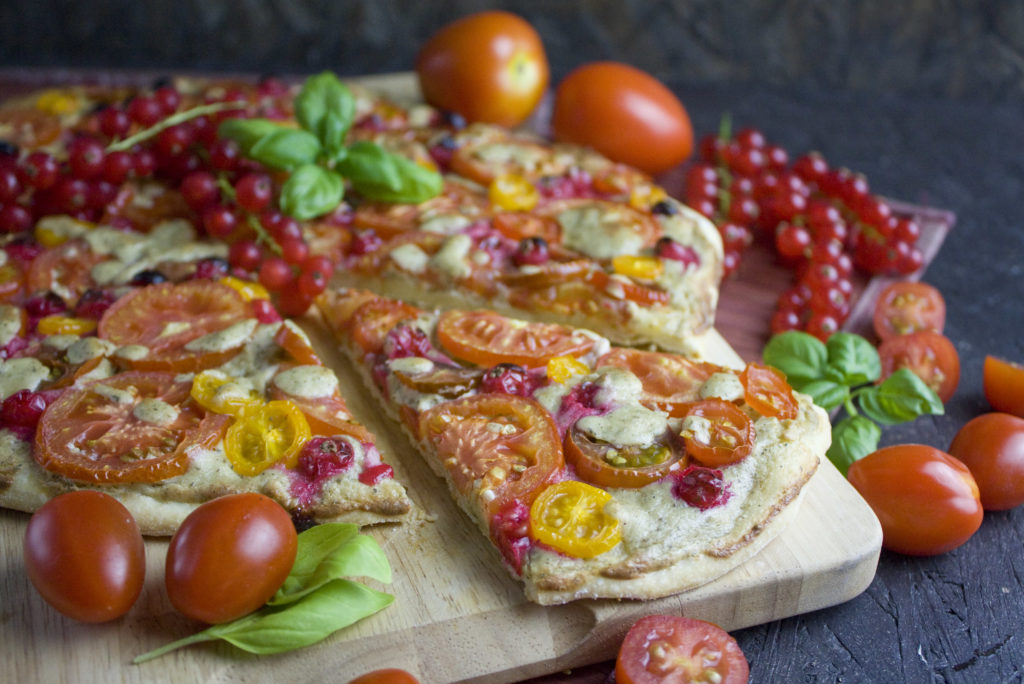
[245,213,283,256]
[106,101,242,152]
[717,112,733,142]
[215,174,236,201]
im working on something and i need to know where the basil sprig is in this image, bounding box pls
[218,71,442,219]
[763,331,944,476]
[133,523,393,663]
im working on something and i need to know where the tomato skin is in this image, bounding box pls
[872,281,946,341]
[740,362,799,419]
[437,309,597,368]
[564,427,684,489]
[552,62,694,175]
[680,399,755,466]
[24,491,145,623]
[165,493,297,624]
[347,669,421,684]
[595,347,719,417]
[616,615,749,684]
[416,11,549,127]
[847,444,982,556]
[984,356,1024,418]
[878,330,960,402]
[949,413,1024,510]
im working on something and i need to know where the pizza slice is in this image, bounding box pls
[0,224,412,535]
[318,288,829,605]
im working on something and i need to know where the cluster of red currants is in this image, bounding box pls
[685,126,925,341]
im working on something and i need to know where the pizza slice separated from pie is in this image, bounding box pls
[318,288,829,605]
[0,223,412,535]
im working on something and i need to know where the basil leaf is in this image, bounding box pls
[799,379,849,411]
[827,414,881,476]
[280,164,344,220]
[338,141,443,203]
[825,332,881,386]
[295,72,355,145]
[134,580,393,662]
[762,331,828,389]
[270,524,391,606]
[248,129,322,171]
[856,368,944,425]
[320,110,349,160]
[216,118,288,155]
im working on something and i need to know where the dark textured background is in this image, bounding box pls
[4,1,1024,681]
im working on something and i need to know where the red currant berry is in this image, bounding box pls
[727,195,759,225]
[201,205,238,238]
[133,149,158,178]
[101,150,136,185]
[20,152,60,190]
[297,269,328,298]
[276,288,314,317]
[154,86,182,115]
[0,166,21,203]
[180,171,221,211]
[728,146,766,177]
[857,196,892,229]
[234,172,273,213]
[88,180,119,209]
[893,217,921,243]
[720,222,753,251]
[771,307,803,334]
[208,138,241,171]
[54,177,90,212]
[127,96,163,127]
[67,137,106,180]
[512,236,550,266]
[228,240,263,272]
[280,238,309,265]
[0,204,32,233]
[258,257,294,291]
[250,297,281,324]
[155,124,195,159]
[194,257,230,280]
[734,127,766,149]
[655,237,700,266]
[792,152,829,184]
[774,223,811,260]
[805,313,840,342]
[270,216,302,244]
[302,255,335,279]
[98,107,131,139]
[764,145,789,171]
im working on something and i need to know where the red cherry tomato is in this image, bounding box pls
[616,614,749,684]
[552,62,694,175]
[165,493,298,624]
[24,491,145,622]
[984,356,1024,418]
[847,444,982,556]
[347,668,421,684]
[949,413,1024,510]
[416,11,549,127]
[680,399,755,466]
[872,281,946,341]
[878,330,960,402]
[739,362,799,419]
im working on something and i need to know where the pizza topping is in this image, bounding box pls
[554,201,657,259]
[113,344,149,361]
[272,365,339,399]
[698,371,745,402]
[489,173,540,211]
[224,399,312,476]
[42,334,79,351]
[489,499,532,574]
[679,399,755,467]
[189,370,261,416]
[290,435,360,506]
[388,356,434,375]
[388,243,430,274]
[430,233,474,280]
[184,318,258,353]
[437,309,600,368]
[739,362,799,419]
[511,236,550,266]
[611,255,664,281]
[596,348,719,417]
[65,336,117,365]
[358,463,394,486]
[577,403,669,448]
[132,398,179,426]
[0,357,50,400]
[654,236,701,266]
[546,354,589,384]
[529,480,621,559]
[35,371,228,484]
[479,363,541,397]
[0,305,24,345]
[565,426,684,489]
[671,465,733,511]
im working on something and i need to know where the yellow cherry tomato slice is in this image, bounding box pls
[224,400,311,476]
[190,370,263,416]
[529,480,621,559]
[546,354,589,384]
[36,315,97,336]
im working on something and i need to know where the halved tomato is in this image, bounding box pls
[588,270,670,307]
[224,400,311,476]
[529,480,621,559]
[740,362,799,419]
[873,281,945,341]
[564,426,684,488]
[679,399,755,466]
[436,309,598,368]
[616,615,749,684]
[26,239,107,301]
[878,330,960,402]
[35,371,229,484]
[98,280,251,373]
[267,379,375,444]
[273,321,322,366]
[0,106,62,148]
[596,348,719,417]
[418,394,563,515]
[450,136,562,186]
[492,211,561,243]
[984,356,1024,418]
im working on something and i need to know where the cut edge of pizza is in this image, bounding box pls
[0,222,414,536]
[317,287,829,605]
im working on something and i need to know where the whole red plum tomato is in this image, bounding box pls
[949,412,1024,510]
[24,490,145,622]
[984,356,1024,418]
[416,11,549,127]
[847,444,982,556]
[552,61,694,175]
[165,492,297,624]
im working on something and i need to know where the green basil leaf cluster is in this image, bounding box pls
[133,523,393,663]
[217,72,442,220]
[763,330,943,476]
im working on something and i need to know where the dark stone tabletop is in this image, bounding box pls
[4,1,1024,681]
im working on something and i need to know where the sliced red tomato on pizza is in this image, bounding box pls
[26,239,107,301]
[34,371,229,484]
[418,394,563,515]
[349,298,422,355]
[740,362,799,419]
[436,309,598,368]
[97,280,252,373]
[596,347,720,416]
[679,399,755,466]
[564,426,685,489]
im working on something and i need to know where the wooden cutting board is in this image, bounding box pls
[0,320,881,684]
[0,71,886,683]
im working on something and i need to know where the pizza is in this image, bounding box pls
[0,218,412,535]
[317,288,828,604]
[0,74,828,605]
